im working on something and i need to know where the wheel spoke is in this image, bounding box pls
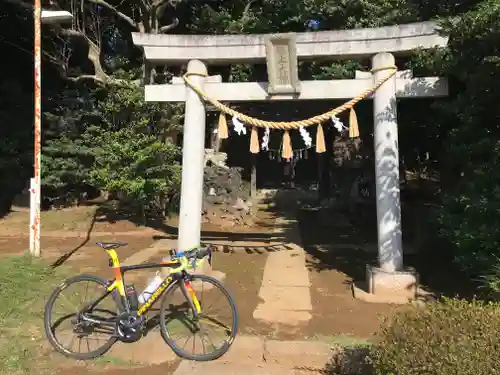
[45,276,118,360]
[160,275,237,360]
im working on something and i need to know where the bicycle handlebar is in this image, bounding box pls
[185,247,212,260]
[171,246,213,271]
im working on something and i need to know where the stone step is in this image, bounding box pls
[173,361,324,375]
[107,330,177,364]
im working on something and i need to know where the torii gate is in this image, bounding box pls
[132,21,448,303]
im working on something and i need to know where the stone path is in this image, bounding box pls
[106,333,369,375]
[107,334,331,369]
[174,336,334,375]
[169,335,373,375]
[253,210,312,326]
[115,189,313,329]
[107,335,346,375]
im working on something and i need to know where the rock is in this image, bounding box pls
[233,197,250,212]
[204,150,229,168]
[201,162,253,226]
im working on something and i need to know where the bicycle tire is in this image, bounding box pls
[44,274,119,360]
[159,274,238,361]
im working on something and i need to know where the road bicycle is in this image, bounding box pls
[44,242,238,361]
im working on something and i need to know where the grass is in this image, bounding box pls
[312,334,372,348]
[92,354,142,368]
[0,254,69,374]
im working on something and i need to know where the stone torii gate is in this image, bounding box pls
[132,21,448,303]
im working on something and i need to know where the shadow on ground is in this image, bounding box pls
[95,200,289,249]
[296,195,479,300]
[50,212,97,269]
[81,186,479,300]
[238,186,479,301]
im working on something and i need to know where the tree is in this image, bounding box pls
[5,0,182,85]
[1,0,183,215]
[42,73,182,212]
[434,0,500,290]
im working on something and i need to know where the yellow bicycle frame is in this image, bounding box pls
[103,248,202,317]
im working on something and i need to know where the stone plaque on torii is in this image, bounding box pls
[132,21,449,304]
[265,33,301,95]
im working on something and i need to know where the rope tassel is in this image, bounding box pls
[218,112,229,139]
[250,127,260,153]
[316,124,326,153]
[282,131,293,159]
[349,108,360,138]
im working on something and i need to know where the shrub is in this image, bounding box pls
[371,298,500,375]
[84,125,181,215]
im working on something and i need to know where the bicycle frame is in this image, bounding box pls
[80,248,202,324]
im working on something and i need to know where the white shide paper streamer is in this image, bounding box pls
[331,115,348,133]
[261,127,270,150]
[232,116,247,135]
[298,126,312,148]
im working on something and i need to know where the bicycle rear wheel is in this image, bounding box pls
[44,274,119,360]
[159,274,238,361]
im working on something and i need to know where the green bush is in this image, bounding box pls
[84,125,181,215]
[41,77,182,214]
[371,298,500,375]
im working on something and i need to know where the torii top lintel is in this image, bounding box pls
[131,21,448,65]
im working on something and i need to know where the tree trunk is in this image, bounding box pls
[87,40,107,81]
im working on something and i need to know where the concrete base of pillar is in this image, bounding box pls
[352,265,418,304]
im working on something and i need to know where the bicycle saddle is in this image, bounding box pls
[96,242,128,250]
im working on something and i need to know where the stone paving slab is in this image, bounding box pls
[253,308,312,325]
[264,340,332,369]
[253,242,312,325]
[107,334,333,370]
[220,335,265,364]
[107,330,177,364]
[173,361,322,375]
[256,285,313,311]
[262,248,310,287]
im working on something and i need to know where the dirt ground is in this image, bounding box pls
[55,361,180,375]
[297,208,399,340]
[0,201,401,375]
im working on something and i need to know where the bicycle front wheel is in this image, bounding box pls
[159,274,238,361]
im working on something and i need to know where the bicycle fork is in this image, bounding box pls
[179,281,202,330]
